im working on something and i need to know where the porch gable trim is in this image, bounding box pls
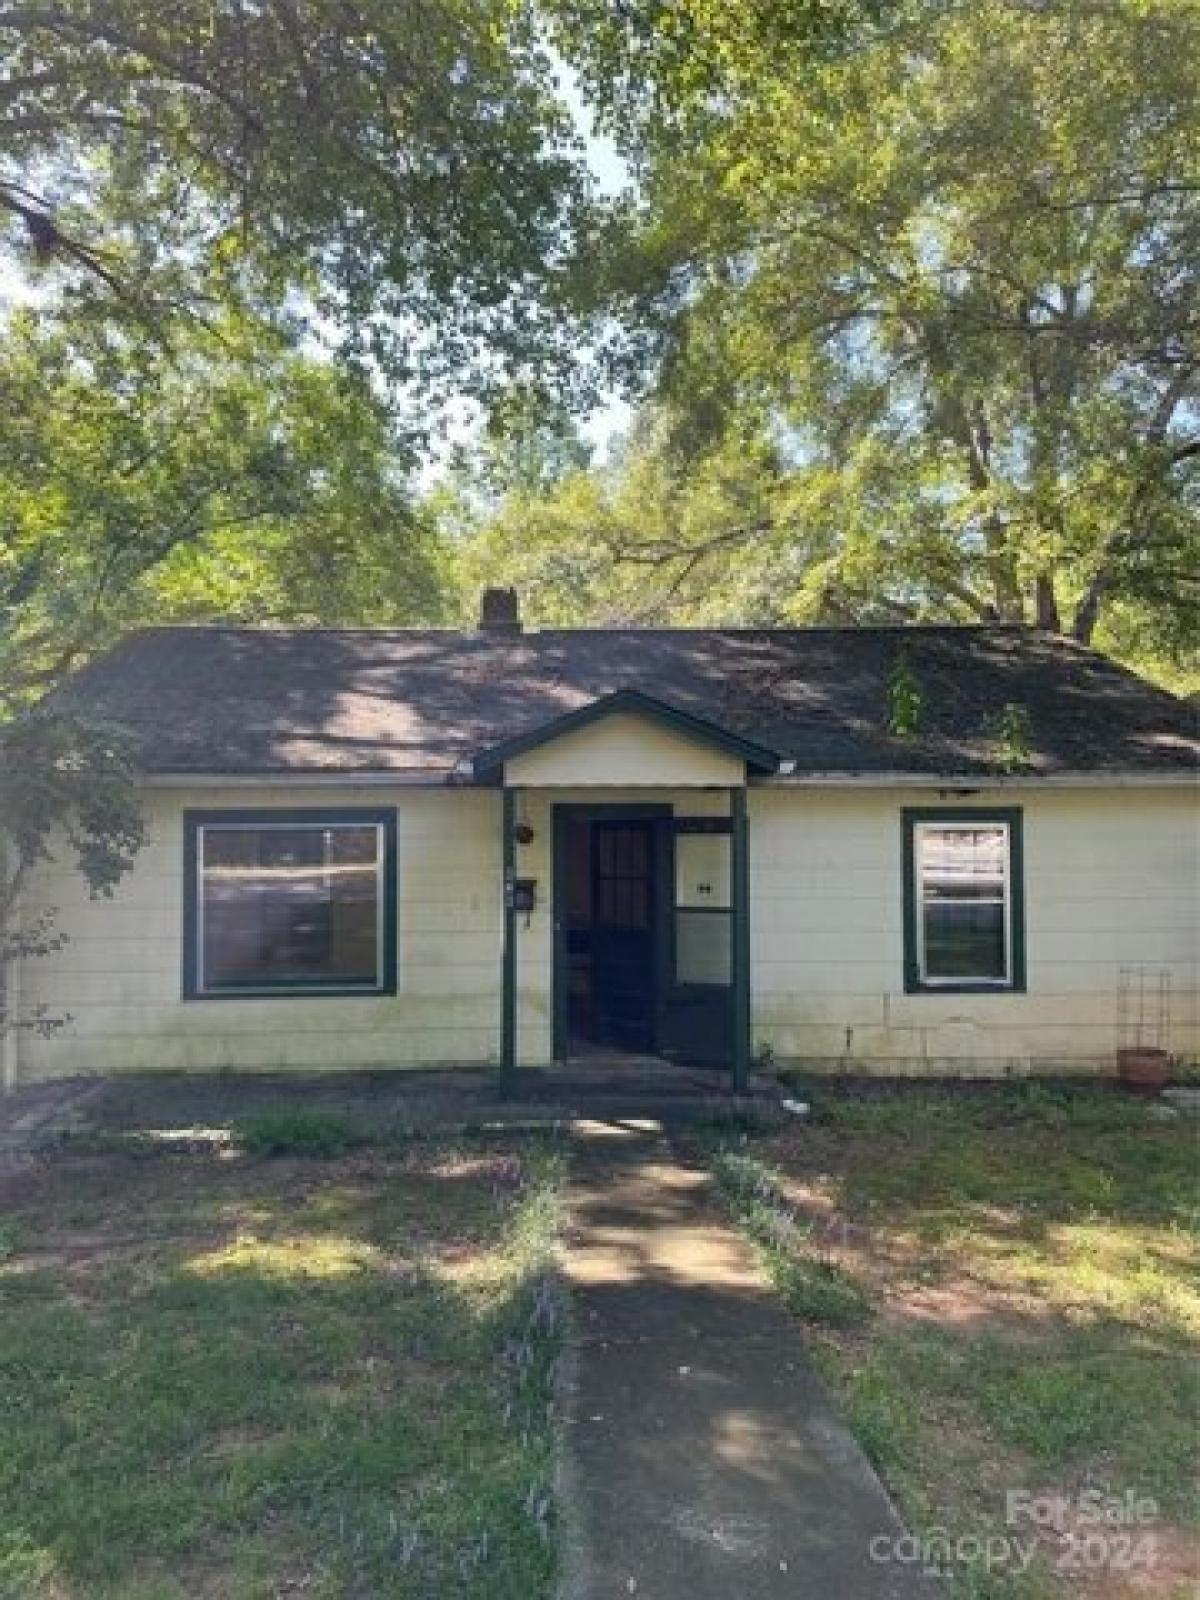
[471,688,779,778]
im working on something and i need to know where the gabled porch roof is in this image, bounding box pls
[469,687,780,780]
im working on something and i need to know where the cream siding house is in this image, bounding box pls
[7,602,1197,1088]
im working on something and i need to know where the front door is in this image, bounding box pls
[559,811,665,1057]
[584,820,658,1051]
[554,806,736,1067]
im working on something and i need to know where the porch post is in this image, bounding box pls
[500,785,517,1093]
[730,785,751,1093]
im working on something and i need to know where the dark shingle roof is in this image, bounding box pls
[55,624,1198,779]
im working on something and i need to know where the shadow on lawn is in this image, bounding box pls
[694,1086,1200,1593]
[0,1143,562,1600]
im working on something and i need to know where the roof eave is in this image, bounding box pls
[140,768,456,788]
[136,765,1196,789]
[757,768,1197,787]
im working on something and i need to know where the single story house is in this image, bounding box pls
[6,593,1197,1087]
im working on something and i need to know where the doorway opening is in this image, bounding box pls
[563,815,658,1055]
[553,803,737,1068]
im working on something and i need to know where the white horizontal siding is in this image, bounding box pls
[750,787,1198,1074]
[18,787,506,1076]
[14,779,1198,1081]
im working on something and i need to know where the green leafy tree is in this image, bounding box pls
[474,383,594,499]
[0,309,448,698]
[0,0,583,387]
[451,407,820,623]
[551,0,891,134]
[558,0,1199,656]
[0,3,598,689]
[0,710,143,1049]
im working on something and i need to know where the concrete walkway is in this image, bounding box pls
[558,1121,941,1599]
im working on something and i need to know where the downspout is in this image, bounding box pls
[0,855,18,1094]
[1,945,18,1094]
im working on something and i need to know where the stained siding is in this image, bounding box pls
[750,787,1199,1074]
[13,781,1198,1081]
[17,786,504,1077]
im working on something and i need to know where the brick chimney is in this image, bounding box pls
[478,587,522,633]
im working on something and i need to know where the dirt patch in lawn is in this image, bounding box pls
[691,1083,1199,1600]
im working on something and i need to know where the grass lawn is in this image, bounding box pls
[696,1084,1199,1600]
[0,1115,564,1599]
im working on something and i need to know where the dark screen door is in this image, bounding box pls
[590,821,657,1051]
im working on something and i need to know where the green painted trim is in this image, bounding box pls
[182,807,397,1000]
[730,787,752,1091]
[901,806,1026,994]
[472,687,778,774]
[551,807,568,1063]
[501,787,517,1089]
[550,802,672,1063]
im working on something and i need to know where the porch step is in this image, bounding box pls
[500,1065,780,1101]
[471,1087,786,1129]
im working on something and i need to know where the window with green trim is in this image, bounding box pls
[185,810,396,997]
[903,810,1025,993]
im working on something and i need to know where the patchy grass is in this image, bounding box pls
[233,1106,370,1157]
[711,1149,872,1326]
[0,1132,565,1598]
[696,1083,1200,1600]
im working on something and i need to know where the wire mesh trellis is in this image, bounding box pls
[1117,966,1172,1054]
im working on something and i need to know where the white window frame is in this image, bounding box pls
[913,819,1013,989]
[192,816,390,998]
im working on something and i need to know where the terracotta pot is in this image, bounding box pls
[1117,1047,1171,1091]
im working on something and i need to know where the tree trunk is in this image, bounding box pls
[984,525,1025,620]
[1034,573,1060,632]
[1072,573,1108,644]
[961,405,1024,620]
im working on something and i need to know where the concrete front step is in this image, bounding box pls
[469,1095,786,1129]
[501,1064,780,1100]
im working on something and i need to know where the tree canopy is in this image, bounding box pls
[0,308,447,703]
[512,0,1198,666]
[1,0,1196,690]
[0,0,583,386]
[2,2,582,691]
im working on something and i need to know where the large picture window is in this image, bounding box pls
[902,809,1025,993]
[184,810,396,997]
